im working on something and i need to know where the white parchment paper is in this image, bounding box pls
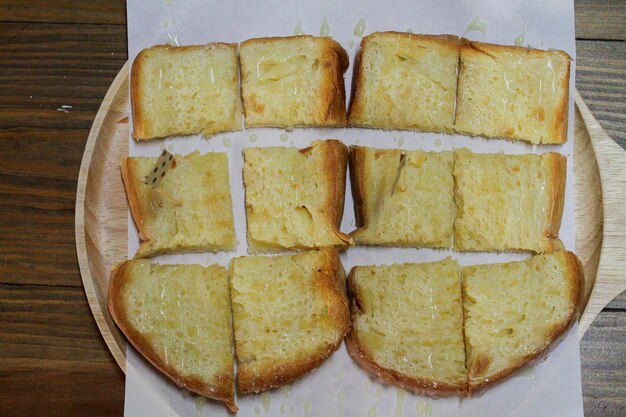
[125,0,582,415]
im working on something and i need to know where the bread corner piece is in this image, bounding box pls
[453,148,566,253]
[131,43,243,140]
[348,32,462,133]
[121,151,237,257]
[350,146,454,247]
[243,139,352,252]
[107,259,237,412]
[455,41,571,144]
[346,258,468,395]
[230,248,349,394]
[239,35,349,128]
[462,251,583,394]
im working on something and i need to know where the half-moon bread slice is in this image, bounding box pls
[107,259,237,411]
[229,248,349,394]
[462,251,583,394]
[346,258,468,395]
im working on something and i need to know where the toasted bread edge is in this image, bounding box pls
[107,260,238,411]
[465,252,583,395]
[236,249,349,394]
[346,266,469,395]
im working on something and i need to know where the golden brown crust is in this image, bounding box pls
[551,50,571,144]
[467,251,583,395]
[237,249,350,394]
[130,49,148,139]
[348,146,368,229]
[240,34,313,48]
[563,251,586,319]
[346,267,468,395]
[107,260,237,411]
[321,140,353,247]
[120,158,151,244]
[466,41,572,62]
[544,152,567,251]
[346,37,366,125]
[319,38,349,126]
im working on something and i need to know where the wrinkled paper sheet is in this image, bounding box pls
[125,0,582,416]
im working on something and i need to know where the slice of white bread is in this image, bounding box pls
[131,43,243,140]
[346,258,468,395]
[453,148,566,253]
[243,139,352,252]
[107,260,237,411]
[229,248,349,393]
[239,35,349,128]
[455,41,571,144]
[121,151,237,257]
[349,146,455,247]
[462,251,583,394]
[348,32,462,133]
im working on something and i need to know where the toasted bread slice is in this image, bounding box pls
[349,146,454,247]
[121,151,237,257]
[462,252,583,394]
[230,249,349,393]
[239,35,349,128]
[346,258,467,395]
[107,260,237,411]
[348,32,462,133]
[243,139,352,252]
[453,148,566,253]
[455,42,571,144]
[131,43,243,140]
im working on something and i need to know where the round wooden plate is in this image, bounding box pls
[75,63,626,372]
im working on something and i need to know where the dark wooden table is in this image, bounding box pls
[1,1,624,416]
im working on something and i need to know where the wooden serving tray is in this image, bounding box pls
[75,62,626,372]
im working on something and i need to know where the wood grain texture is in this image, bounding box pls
[0,0,126,25]
[0,284,125,417]
[575,91,626,337]
[581,310,626,417]
[0,174,79,287]
[75,64,129,371]
[0,23,127,134]
[605,291,626,311]
[574,105,603,313]
[576,40,626,148]
[0,23,126,288]
[575,0,626,41]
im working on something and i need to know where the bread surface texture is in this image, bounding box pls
[243,139,352,252]
[107,260,237,411]
[229,248,349,393]
[455,41,570,144]
[453,148,566,253]
[462,251,583,393]
[348,32,461,133]
[239,35,349,128]
[347,258,467,395]
[121,151,236,257]
[131,43,242,140]
[350,146,454,247]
